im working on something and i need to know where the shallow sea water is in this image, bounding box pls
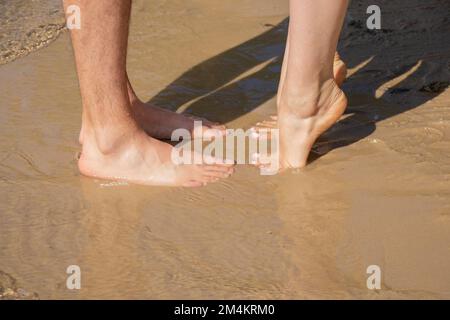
[0,0,449,299]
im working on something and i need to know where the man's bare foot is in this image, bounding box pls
[130,99,226,140]
[78,101,226,144]
[254,53,347,132]
[79,98,226,145]
[78,123,234,187]
[277,79,347,169]
[125,78,226,141]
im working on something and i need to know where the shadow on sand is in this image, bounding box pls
[145,0,450,163]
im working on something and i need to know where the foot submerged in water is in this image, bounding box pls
[278,79,347,169]
[79,124,234,187]
[255,79,347,171]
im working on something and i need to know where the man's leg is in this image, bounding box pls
[65,0,233,186]
[277,0,349,168]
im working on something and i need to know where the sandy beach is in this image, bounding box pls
[0,0,449,299]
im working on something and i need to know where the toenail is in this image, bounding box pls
[250,130,259,139]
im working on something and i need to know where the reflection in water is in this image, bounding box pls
[77,173,288,299]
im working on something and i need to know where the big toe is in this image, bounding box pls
[192,123,227,139]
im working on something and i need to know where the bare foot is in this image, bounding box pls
[79,124,234,187]
[277,79,347,169]
[79,100,226,145]
[130,99,226,140]
[255,53,347,132]
[126,78,226,140]
[333,52,347,87]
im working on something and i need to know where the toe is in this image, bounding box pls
[211,123,227,131]
[203,175,221,183]
[191,124,227,140]
[202,155,235,166]
[248,127,274,140]
[201,126,227,139]
[204,170,231,179]
[256,120,277,128]
[182,180,204,187]
[206,165,234,174]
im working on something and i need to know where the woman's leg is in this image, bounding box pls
[278,0,349,168]
[277,35,347,108]
[254,34,347,132]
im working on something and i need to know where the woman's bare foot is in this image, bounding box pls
[277,79,347,169]
[79,122,234,187]
[255,53,347,131]
[333,52,347,87]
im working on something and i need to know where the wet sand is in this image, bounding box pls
[0,0,449,299]
[0,0,64,65]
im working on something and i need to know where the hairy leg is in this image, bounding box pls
[65,0,233,186]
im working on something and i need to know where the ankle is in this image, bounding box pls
[279,78,342,118]
[82,118,140,156]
